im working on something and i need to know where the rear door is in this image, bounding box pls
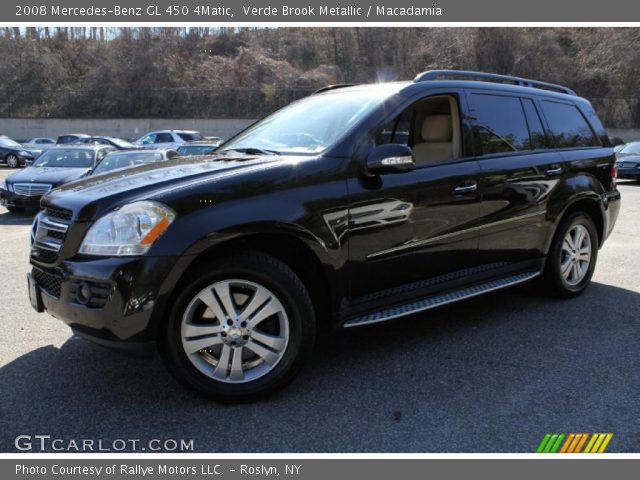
[469,91,564,269]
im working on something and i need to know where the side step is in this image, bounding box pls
[343,271,541,328]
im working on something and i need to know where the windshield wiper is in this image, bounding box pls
[217,147,280,156]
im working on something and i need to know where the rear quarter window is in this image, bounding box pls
[540,100,600,148]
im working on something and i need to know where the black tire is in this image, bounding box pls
[159,250,316,401]
[6,205,23,213]
[6,155,19,168]
[543,210,599,298]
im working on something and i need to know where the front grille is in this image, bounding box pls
[32,267,62,299]
[45,207,73,221]
[13,183,51,197]
[31,209,71,264]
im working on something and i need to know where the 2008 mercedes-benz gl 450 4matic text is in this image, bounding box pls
[28,71,620,400]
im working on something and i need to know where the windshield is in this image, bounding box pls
[92,152,164,175]
[178,145,218,155]
[0,138,22,148]
[620,143,640,154]
[32,149,95,168]
[220,89,394,155]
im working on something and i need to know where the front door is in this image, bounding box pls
[346,91,484,311]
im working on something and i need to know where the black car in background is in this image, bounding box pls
[0,145,114,211]
[28,71,620,400]
[177,141,221,156]
[73,136,140,150]
[0,137,35,167]
[56,133,89,144]
[615,142,640,180]
[90,149,179,176]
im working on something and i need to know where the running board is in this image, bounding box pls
[343,271,541,328]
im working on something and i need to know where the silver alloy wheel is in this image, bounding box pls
[6,155,18,168]
[560,224,592,286]
[180,279,290,383]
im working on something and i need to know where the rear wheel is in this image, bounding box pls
[160,251,316,401]
[6,155,19,168]
[544,211,598,298]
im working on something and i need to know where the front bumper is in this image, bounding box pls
[29,254,184,355]
[0,189,43,209]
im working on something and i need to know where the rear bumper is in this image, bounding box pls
[603,189,621,243]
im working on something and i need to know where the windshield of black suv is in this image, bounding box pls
[620,143,640,154]
[220,88,395,155]
[32,149,95,168]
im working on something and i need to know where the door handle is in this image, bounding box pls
[546,166,563,176]
[454,182,478,194]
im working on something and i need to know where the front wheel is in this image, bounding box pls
[6,154,19,168]
[160,251,316,401]
[544,211,598,298]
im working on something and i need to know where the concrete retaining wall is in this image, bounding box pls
[2,118,640,144]
[606,128,640,143]
[0,118,257,142]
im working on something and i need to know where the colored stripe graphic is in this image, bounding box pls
[538,433,613,453]
[537,433,565,453]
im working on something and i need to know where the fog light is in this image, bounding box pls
[76,282,92,305]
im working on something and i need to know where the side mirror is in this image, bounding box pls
[366,144,415,174]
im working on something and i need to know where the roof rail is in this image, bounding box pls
[313,84,356,94]
[413,70,576,96]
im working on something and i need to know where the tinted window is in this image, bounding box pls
[540,101,599,148]
[177,132,202,141]
[521,99,547,149]
[469,94,530,155]
[155,133,174,143]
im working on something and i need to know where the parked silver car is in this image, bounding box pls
[133,130,201,150]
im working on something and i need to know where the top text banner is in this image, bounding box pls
[5,0,640,23]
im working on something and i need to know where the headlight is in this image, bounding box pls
[0,179,10,192]
[18,151,30,156]
[79,201,175,256]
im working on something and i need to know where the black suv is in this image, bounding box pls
[28,70,620,400]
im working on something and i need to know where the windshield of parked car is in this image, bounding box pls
[620,143,640,154]
[219,88,395,155]
[32,149,95,168]
[92,151,164,175]
[0,138,22,148]
[177,145,218,155]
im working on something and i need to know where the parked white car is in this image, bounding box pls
[134,130,202,150]
[22,138,56,150]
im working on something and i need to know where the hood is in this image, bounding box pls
[7,166,90,186]
[43,154,289,221]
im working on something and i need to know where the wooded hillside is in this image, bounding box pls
[0,27,638,127]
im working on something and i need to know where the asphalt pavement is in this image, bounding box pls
[0,165,638,452]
